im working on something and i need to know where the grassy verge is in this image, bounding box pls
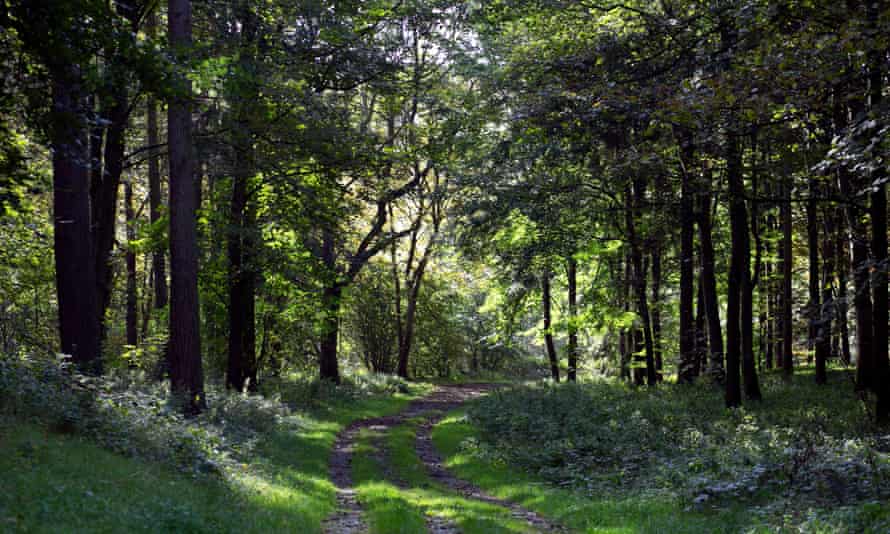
[433,409,752,533]
[1,381,427,533]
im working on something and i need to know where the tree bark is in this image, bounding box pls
[725,130,744,407]
[629,179,656,386]
[125,180,138,348]
[677,133,697,384]
[226,1,259,392]
[147,10,167,312]
[698,187,725,383]
[781,175,794,379]
[168,0,205,413]
[542,268,560,382]
[651,246,663,380]
[867,21,889,421]
[319,284,342,383]
[51,65,102,373]
[807,177,823,375]
[816,207,835,385]
[566,257,578,381]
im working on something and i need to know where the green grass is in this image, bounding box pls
[432,410,754,533]
[0,386,427,533]
[351,415,532,533]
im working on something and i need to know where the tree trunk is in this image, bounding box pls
[125,180,138,348]
[651,245,663,380]
[816,208,835,384]
[147,7,167,314]
[226,1,259,392]
[51,65,102,373]
[677,134,697,384]
[807,178,822,373]
[542,269,560,382]
[319,284,342,383]
[566,256,578,382]
[93,88,127,346]
[868,27,889,421]
[698,187,725,383]
[836,210,852,366]
[694,278,707,377]
[629,179,656,387]
[167,0,205,414]
[781,175,794,379]
[725,131,744,408]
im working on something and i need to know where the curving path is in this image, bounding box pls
[321,384,564,533]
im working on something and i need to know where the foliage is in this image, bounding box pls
[460,372,890,530]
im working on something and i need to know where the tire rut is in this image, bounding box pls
[323,384,562,533]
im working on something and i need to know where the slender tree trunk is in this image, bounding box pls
[93,89,127,346]
[51,65,101,373]
[868,25,889,421]
[677,134,697,383]
[147,11,167,312]
[168,0,205,413]
[726,130,744,407]
[397,244,435,379]
[699,187,725,383]
[807,178,822,371]
[319,226,341,383]
[542,268,560,382]
[566,256,578,382]
[836,211,852,366]
[781,175,794,379]
[125,180,138,348]
[629,179,656,387]
[694,278,707,377]
[766,218,775,370]
[817,208,835,384]
[651,246,663,380]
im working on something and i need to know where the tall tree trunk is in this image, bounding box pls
[694,277,707,377]
[147,11,167,312]
[651,245,663,380]
[629,179,656,386]
[816,208,835,384]
[781,174,794,379]
[168,0,205,413]
[807,177,822,372]
[319,227,341,383]
[836,210,852,366]
[698,187,725,383]
[726,130,744,407]
[867,20,889,421]
[93,88,127,346]
[677,133,697,384]
[765,216,775,370]
[125,180,138,348]
[51,65,102,373]
[226,0,259,392]
[397,237,436,379]
[566,256,578,381]
[542,268,560,382]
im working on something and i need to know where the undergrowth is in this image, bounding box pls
[463,369,890,531]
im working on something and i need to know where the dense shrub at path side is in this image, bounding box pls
[465,372,890,528]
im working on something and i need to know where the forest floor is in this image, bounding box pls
[4,358,890,533]
[323,383,563,534]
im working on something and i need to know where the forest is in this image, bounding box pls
[2,0,890,532]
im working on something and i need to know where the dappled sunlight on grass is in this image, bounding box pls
[433,411,753,534]
[0,380,430,533]
[351,419,533,533]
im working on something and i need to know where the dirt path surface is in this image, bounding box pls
[322,384,563,533]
